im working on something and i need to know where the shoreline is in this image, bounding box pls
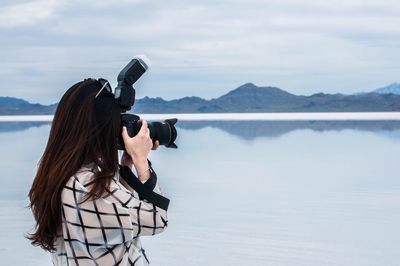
[1,112,400,121]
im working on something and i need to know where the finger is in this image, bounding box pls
[121,126,129,140]
[143,128,150,138]
[139,119,148,134]
[151,142,156,150]
[151,140,160,150]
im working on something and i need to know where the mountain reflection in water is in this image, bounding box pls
[1,120,400,140]
[177,120,400,140]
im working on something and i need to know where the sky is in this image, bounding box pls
[1,0,400,104]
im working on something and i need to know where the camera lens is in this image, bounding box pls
[118,114,178,150]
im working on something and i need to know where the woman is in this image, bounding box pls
[28,78,168,265]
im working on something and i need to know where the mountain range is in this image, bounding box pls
[364,82,400,95]
[1,82,400,115]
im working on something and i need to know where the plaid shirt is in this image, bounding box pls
[52,162,168,265]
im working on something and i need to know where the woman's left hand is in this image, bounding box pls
[121,140,160,167]
[151,140,160,150]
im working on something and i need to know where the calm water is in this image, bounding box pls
[0,120,400,265]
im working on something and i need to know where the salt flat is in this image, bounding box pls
[1,112,400,122]
[2,123,399,265]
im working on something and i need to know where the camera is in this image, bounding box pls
[113,55,178,149]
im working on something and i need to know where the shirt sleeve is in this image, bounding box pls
[61,171,168,248]
[101,177,168,238]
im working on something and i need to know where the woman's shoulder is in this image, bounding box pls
[61,163,107,206]
[66,163,97,188]
[62,163,123,202]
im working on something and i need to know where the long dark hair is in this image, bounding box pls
[27,79,121,251]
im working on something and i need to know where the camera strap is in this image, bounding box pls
[119,164,170,211]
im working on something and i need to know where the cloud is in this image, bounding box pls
[0,0,400,103]
[0,0,60,28]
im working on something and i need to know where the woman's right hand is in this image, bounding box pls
[122,119,153,164]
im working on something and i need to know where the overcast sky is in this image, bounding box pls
[1,0,400,104]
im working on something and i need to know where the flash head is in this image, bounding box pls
[114,55,151,112]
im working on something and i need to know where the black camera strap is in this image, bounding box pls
[119,164,170,211]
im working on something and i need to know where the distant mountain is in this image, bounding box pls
[207,83,304,112]
[356,82,400,95]
[1,82,400,115]
[0,96,57,115]
[134,96,209,113]
[134,82,400,113]
[0,96,30,106]
[373,82,400,95]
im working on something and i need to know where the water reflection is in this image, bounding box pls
[1,119,400,265]
[2,120,400,140]
[0,121,50,133]
[178,120,400,140]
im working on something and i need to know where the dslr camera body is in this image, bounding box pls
[111,55,178,149]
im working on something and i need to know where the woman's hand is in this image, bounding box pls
[121,140,159,168]
[151,140,160,150]
[121,119,159,176]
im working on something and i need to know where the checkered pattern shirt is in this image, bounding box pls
[52,162,168,265]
